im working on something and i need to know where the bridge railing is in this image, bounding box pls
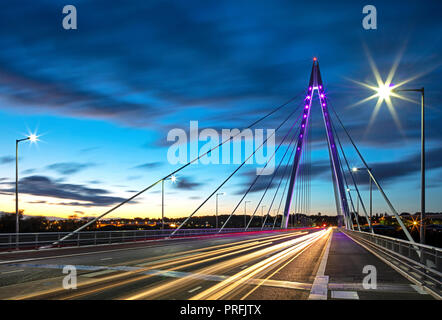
[344,229,441,296]
[0,227,279,251]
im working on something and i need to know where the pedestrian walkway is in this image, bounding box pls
[322,229,434,300]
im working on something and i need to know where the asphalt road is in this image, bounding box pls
[0,227,434,300]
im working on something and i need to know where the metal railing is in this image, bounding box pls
[0,227,279,251]
[344,229,441,296]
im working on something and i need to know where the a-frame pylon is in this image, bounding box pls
[281,59,350,228]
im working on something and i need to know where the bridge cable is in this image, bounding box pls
[172,104,303,236]
[218,105,304,232]
[260,136,298,229]
[243,113,303,231]
[327,98,417,244]
[255,126,300,230]
[52,91,304,246]
[330,119,366,231]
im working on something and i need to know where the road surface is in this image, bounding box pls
[0,228,434,300]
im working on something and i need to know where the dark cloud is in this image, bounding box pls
[237,161,331,195]
[350,147,442,186]
[46,162,96,175]
[132,162,162,170]
[0,156,14,164]
[0,175,132,207]
[173,176,204,190]
[22,168,37,175]
[1,0,439,138]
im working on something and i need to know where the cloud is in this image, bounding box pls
[22,168,37,175]
[132,162,162,170]
[173,176,204,190]
[0,175,132,207]
[0,156,14,164]
[46,162,96,175]
[351,147,442,186]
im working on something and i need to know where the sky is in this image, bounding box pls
[0,0,441,221]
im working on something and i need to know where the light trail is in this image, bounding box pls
[124,230,327,300]
[190,229,331,300]
[13,230,309,300]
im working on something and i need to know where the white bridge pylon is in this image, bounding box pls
[282,59,350,229]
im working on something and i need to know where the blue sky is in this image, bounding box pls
[0,0,441,220]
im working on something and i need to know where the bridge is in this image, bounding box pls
[0,60,440,300]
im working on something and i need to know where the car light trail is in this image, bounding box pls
[124,230,327,300]
[190,229,331,300]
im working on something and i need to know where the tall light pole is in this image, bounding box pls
[244,201,251,229]
[215,192,225,229]
[392,87,425,244]
[261,205,266,226]
[352,167,373,226]
[15,134,38,249]
[161,175,177,230]
[347,188,361,231]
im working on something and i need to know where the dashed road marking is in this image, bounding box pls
[81,269,118,278]
[240,265,248,269]
[188,286,202,293]
[308,275,329,300]
[1,269,24,275]
[331,290,359,300]
[411,284,429,295]
[308,229,332,300]
[100,257,112,261]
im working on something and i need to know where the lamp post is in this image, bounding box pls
[352,167,373,226]
[161,175,177,230]
[261,205,266,226]
[215,192,225,229]
[244,201,251,229]
[392,87,425,244]
[346,188,361,231]
[15,134,38,249]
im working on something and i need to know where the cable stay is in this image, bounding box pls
[219,105,303,232]
[171,103,303,236]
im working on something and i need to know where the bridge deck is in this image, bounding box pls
[324,229,434,300]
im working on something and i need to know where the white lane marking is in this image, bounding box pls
[240,265,248,269]
[188,286,202,293]
[308,230,333,300]
[100,257,112,261]
[308,276,329,300]
[316,230,332,277]
[411,284,429,295]
[1,269,24,275]
[331,290,359,300]
[81,269,118,278]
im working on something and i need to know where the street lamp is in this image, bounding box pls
[392,87,425,244]
[215,192,225,229]
[16,134,38,248]
[244,201,251,228]
[261,205,266,226]
[352,167,373,225]
[347,188,361,231]
[161,175,177,230]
